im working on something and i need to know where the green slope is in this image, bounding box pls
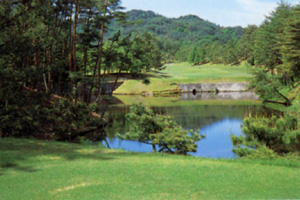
[107,10,243,61]
[114,62,252,94]
[1,138,299,200]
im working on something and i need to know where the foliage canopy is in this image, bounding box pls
[119,104,205,155]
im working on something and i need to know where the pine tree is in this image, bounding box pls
[280,5,300,82]
[224,40,237,64]
[197,44,206,64]
[236,25,257,64]
[119,104,205,154]
[0,0,155,140]
[253,1,292,73]
[188,46,197,64]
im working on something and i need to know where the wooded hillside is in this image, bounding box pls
[107,10,243,61]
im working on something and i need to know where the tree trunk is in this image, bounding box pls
[83,11,91,102]
[68,1,73,75]
[43,72,49,93]
[96,0,109,96]
[72,0,78,73]
[34,39,40,68]
[273,87,291,106]
[88,0,109,102]
[152,144,157,152]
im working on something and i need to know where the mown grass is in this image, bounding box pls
[1,138,299,200]
[114,62,252,94]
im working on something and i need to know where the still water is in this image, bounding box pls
[103,92,272,159]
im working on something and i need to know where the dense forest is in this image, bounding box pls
[187,1,300,75]
[0,0,163,142]
[107,9,243,62]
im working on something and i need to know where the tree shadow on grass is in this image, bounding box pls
[0,162,39,176]
[1,163,38,172]
[105,72,171,80]
[0,138,120,175]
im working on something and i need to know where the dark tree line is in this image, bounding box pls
[0,0,162,140]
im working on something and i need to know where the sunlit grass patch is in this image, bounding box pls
[114,63,253,94]
[0,138,299,200]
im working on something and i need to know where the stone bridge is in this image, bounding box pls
[177,82,250,93]
[180,91,259,101]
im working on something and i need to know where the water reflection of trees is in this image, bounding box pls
[106,105,277,136]
[105,106,128,138]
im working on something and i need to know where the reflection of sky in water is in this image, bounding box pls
[104,117,243,159]
[189,118,243,158]
[106,138,154,153]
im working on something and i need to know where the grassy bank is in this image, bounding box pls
[114,95,261,107]
[1,138,299,200]
[114,62,252,94]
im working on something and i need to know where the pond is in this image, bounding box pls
[103,92,275,159]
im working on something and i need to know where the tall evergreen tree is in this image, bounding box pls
[280,5,300,83]
[0,0,161,140]
[253,1,292,73]
[188,46,197,64]
[236,25,257,65]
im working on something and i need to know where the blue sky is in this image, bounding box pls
[121,0,299,27]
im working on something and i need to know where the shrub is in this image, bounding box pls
[231,111,300,157]
[118,104,205,155]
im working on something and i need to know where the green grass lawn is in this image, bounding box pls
[114,62,252,94]
[1,138,299,200]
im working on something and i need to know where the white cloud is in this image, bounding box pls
[122,0,300,27]
[232,0,300,27]
[235,0,277,14]
[230,0,278,27]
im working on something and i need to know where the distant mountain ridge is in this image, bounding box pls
[107,10,244,61]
